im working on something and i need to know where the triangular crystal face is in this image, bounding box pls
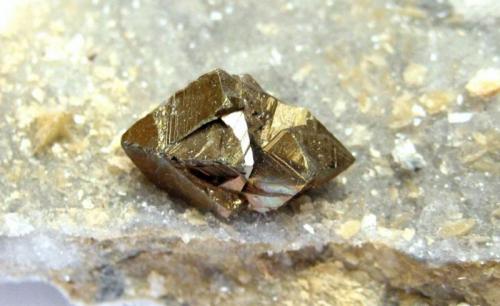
[122,69,354,218]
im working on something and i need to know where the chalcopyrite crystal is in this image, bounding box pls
[122,69,355,218]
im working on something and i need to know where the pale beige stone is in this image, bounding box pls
[31,111,73,154]
[466,68,500,98]
[107,155,133,175]
[491,207,500,219]
[390,92,415,128]
[182,209,208,226]
[147,271,167,298]
[403,63,427,86]
[419,91,454,115]
[439,219,476,238]
[402,228,416,241]
[337,220,361,239]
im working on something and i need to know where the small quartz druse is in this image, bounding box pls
[122,69,354,218]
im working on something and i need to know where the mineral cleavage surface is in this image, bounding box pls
[122,69,355,218]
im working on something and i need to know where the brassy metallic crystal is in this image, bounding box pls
[122,69,354,218]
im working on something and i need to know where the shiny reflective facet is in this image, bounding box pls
[122,69,355,218]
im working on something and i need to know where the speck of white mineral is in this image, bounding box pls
[270,48,282,66]
[295,45,304,52]
[73,114,85,125]
[31,87,46,102]
[19,138,32,155]
[209,11,223,21]
[411,104,426,117]
[369,147,381,158]
[447,112,474,124]
[224,5,234,14]
[82,198,95,209]
[1,213,35,236]
[51,143,65,157]
[361,214,377,232]
[391,136,426,171]
[303,224,315,235]
[132,0,141,9]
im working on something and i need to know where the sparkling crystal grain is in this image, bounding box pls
[122,69,355,218]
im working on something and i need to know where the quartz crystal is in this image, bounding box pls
[122,69,354,218]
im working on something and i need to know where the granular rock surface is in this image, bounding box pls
[0,0,499,305]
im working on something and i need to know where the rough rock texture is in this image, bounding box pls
[0,0,499,305]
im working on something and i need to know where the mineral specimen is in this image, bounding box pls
[122,69,354,218]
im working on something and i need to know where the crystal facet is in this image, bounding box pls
[122,69,355,218]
